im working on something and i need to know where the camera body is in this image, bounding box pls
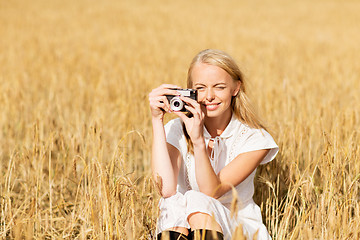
[166,89,197,112]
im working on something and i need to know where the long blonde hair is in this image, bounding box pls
[184,49,266,153]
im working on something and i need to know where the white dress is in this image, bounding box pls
[157,114,279,240]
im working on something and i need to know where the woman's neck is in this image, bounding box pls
[204,109,232,138]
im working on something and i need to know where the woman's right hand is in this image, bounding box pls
[148,84,181,120]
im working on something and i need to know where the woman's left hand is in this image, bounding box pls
[172,96,205,145]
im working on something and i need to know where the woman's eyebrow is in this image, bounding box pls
[194,82,227,86]
[194,83,206,86]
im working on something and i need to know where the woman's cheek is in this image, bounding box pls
[219,90,233,101]
[197,92,206,102]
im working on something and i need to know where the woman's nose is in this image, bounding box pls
[206,88,215,101]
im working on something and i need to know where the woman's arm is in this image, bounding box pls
[192,142,269,198]
[149,84,182,198]
[151,118,182,198]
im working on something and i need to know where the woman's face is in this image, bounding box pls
[191,62,240,119]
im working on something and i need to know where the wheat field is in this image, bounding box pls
[0,0,359,239]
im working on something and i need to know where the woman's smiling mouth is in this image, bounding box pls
[204,103,221,111]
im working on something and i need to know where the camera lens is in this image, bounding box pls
[170,97,184,111]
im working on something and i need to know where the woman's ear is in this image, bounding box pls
[233,81,241,96]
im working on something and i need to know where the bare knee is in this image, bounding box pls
[187,212,222,233]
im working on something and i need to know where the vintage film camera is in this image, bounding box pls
[166,89,197,112]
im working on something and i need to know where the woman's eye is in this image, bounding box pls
[216,86,226,90]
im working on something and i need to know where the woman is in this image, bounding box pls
[149,49,278,240]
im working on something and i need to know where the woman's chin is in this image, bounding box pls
[204,109,224,118]
[204,106,232,119]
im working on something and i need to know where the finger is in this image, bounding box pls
[155,84,182,95]
[184,105,199,118]
[151,101,167,111]
[152,88,182,98]
[149,84,181,97]
[151,95,168,103]
[161,96,171,111]
[179,96,199,107]
[151,96,171,111]
[180,96,203,115]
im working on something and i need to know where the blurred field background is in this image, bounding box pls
[1,0,359,239]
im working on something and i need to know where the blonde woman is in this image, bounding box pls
[149,49,278,240]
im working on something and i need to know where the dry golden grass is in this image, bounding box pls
[0,0,359,239]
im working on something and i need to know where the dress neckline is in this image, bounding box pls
[203,113,238,140]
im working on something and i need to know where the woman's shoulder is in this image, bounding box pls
[231,117,273,140]
[229,118,279,164]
